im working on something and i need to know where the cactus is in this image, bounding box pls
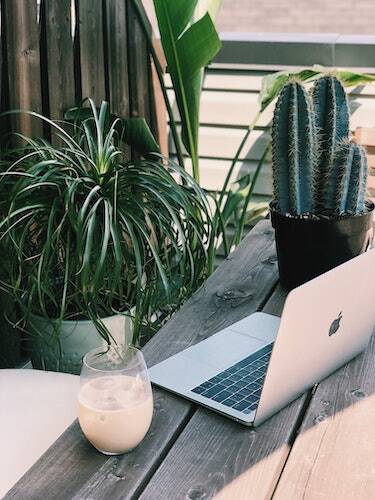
[312,76,350,203]
[272,81,317,215]
[271,75,368,218]
[323,142,368,215]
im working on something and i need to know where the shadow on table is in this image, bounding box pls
[140,330,375,499]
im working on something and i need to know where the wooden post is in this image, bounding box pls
[3,0,43,139]
[78,0,106,104]
[44,0,76,122]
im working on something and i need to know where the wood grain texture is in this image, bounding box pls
[5,220,280,499]
[139,285,309,500]
[127,1,151,125]
[274,331,375,500]
[78,0,106,103]
[44,0,75,121]
[0,0,7,144]
[105,0,129,119]
[3,0,43,138]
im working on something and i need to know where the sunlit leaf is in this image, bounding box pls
[153,0,221,180]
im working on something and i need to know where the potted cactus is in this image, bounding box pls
[270,76,374,289]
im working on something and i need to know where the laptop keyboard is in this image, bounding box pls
[191,343,273,415]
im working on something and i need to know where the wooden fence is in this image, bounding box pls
[0,0,166,150]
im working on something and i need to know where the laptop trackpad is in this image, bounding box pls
[183,329,266,370]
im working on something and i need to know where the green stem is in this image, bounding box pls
[130,0,185,170]
[234,143,270,246]
[218,109,262,210]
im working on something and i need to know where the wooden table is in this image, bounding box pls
[6,220,375,500]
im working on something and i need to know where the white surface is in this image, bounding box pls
[0,369,79,497]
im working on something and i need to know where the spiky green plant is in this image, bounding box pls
[312,75,350,201]
[271,76,369,218]
[323,141,368,216]
[0,101,211,344]
[272,81,318,215]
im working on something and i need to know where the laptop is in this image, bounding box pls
[149,249,375,426]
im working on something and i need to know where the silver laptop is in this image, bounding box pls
[149,249,375,426]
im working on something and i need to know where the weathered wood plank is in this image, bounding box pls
[0,1,3,111]
[104,0,131,158]
[127,1,151,126]
[5,220,279,499]
[139,286,310,500]
[273,331,375,500]
[105,0,129,120]
[0,0,7,145]
[78,0,106,103]
[3,0,43,138]
[44,0,75,122]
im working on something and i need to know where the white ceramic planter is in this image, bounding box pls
[28,314,133,374]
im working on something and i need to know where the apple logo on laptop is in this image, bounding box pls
[329,312,342,336]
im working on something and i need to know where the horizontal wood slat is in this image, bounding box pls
[167,88,375,130]
[166,71,375,96]
[169,127,271,161]
[178,157,273,196]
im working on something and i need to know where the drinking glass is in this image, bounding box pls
[78,344,153,455]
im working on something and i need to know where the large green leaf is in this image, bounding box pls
[153,0,221,181]
[193,0,222,23]
[121,118,160,156]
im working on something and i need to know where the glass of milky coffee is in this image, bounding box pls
[78,344,153,455]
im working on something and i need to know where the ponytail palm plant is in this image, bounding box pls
[0,101,211,344]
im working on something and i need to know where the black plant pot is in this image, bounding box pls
[270,202,374,290]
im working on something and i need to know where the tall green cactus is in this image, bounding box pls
[272,81,317,215]
[271,75,368,218]
[312,76,350,202]
[323,142,368,215]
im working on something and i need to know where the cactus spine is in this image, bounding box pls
[272,81,317,215]
[312,76,350,205]
[323,142,368,215]
[271,75,368,217]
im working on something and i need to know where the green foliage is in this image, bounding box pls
[0,101,211,343]
[153,0,221,182]
[271,76,368,218]
[323,142,368,215]
[312,76,349,201]
[259,66,375,112]
[272,81,317,215]
[64,104,160,156]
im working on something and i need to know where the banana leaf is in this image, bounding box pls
[153,0,221,181]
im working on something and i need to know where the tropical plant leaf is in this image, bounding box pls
[153,0,221,181]
[121,118,160,156]
[193,0,222,22]
[259,66,375,112]
[258,69,320,111]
